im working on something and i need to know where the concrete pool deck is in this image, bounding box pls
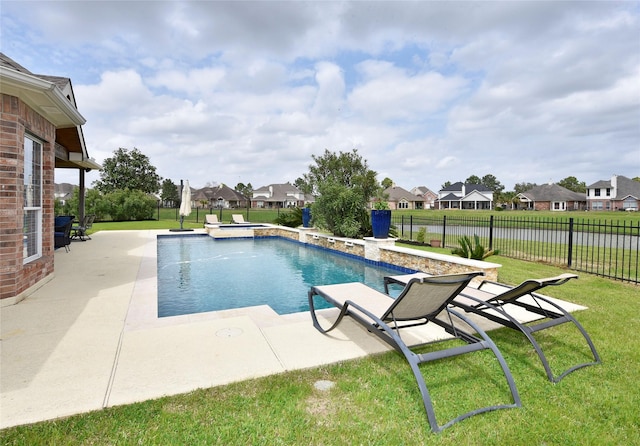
[0,229,587,429]
[0,230,398,429]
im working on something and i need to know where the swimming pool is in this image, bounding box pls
[157,235,414,317]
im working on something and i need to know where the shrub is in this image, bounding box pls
[274,207,303,228]
[312,182,369,238]
[451,234,500,260]
[101,189,157,221]
[416,227,427,244]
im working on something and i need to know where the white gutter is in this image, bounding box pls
[0,66,86,126]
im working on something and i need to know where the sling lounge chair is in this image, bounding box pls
[308,272,521,433]
[231,214,247,224]
[384,272,601,383]
[204,214,220,227]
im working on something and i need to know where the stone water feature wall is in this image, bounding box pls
[379,245,500,282]
[250,226,500,281]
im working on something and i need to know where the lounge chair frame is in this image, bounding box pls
[385,273,601,383]
[308,272,521,433]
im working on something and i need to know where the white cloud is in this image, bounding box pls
[3,0,638,190]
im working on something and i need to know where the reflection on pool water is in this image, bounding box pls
[157,235,414,317]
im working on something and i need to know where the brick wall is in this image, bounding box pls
[534,201,550,211]
[1,93,56,302]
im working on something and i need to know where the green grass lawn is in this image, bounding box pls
[3,232,638,444]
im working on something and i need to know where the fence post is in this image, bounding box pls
[409,215,413,240]
[489,215,494,250]
[567,217,574,268]
[442,215,447,247]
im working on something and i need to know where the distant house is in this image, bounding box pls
[436,182,493,210]
[515,183,586,211]
[411,186,438,209]
[586,175,640,211]
[380,186,424,210]
[192,184,248,209]
[54,183,77,205]
[251,183,313,208]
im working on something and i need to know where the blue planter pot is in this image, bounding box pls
[302,208,311,227]
[371,210,391,239]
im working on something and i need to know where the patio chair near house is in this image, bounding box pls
[71,214,95,241]
[54,216,74,252]
[308,272,521,433]
[231,214,247,224]
[384,272,601,383]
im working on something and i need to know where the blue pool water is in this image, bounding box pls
[157,235,413,317]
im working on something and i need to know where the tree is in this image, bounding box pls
[465,175,482,185]
[381,177,393,188]
[293,177,309,193]
[481,174,505,194]
[235,182,253,198]
[94,147,162,194]
[441,181,452,189]
[58,187,107,221]
[303,149,379,238]
[514,182,538,194]
[557,176,586,193]
[301,149,379,199]
[160,179,179,207]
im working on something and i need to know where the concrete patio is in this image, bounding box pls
[0,230,398,429]
[0,229,587,429]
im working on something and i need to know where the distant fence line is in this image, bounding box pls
[393,214,640,284]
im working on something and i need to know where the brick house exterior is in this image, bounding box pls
[411,186,438,209]
[515,183,586,211]
[586,175,640,211]
[1,54,99,304]
[379,185,424,210]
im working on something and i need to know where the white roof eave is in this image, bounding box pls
[0,66,86,127]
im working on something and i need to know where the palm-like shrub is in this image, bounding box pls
[273,207,303,228]
[451,234,499,260]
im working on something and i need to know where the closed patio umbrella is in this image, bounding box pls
[179,180,192,230]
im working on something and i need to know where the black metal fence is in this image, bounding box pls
[393,214,640,284]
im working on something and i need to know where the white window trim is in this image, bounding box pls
[23,135,43,264]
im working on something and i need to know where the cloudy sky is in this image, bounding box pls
[2,1,639,192]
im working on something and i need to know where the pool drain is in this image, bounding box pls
[216,327,244,338]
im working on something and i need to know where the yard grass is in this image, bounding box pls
[3,236,638,444]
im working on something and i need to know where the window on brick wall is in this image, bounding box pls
[23,135,42,263]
